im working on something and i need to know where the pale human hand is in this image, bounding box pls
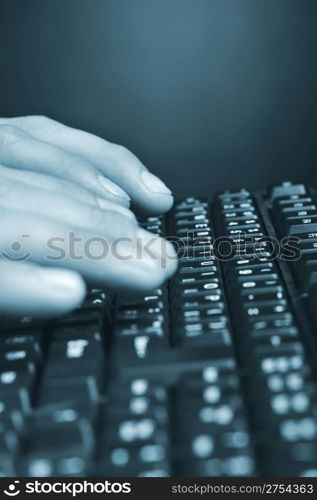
[0,116,177,316]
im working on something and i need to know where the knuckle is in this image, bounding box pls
[110,143,129,159]
[27,114,51,126]
[109,144,135,181]
[15,115,53,133]
[32,115,52,128]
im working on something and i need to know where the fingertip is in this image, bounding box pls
[137,171,174,214]
[140,171,172,195]
[0,262,87,317]
[132,193,174,216]
[152,193,174,214]
[136,228,178,280]
[39,268,87,312]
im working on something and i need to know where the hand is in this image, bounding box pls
[0,116,177,316]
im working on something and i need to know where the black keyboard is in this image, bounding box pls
[1,181,317,477]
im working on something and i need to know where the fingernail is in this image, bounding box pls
[39,269,82,291]
[98,175,131,201]
[97,198,137,222]
[141,171,172,195]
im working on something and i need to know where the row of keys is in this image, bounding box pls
[111,216,170,367]
[169,198,232,352]
[100,377,171,476]
[214,186,317,476]
[268,184,317,335]
[168,198,255,476]
[176,363,257,476]
[101,217,173,476]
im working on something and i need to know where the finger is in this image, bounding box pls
[2,116,174,214]
[0,164,118,211]
[0,123,131,207]
[0,176,138,240]
[0,260,86,316]
[0,207,177,292]
[136,228,178,279]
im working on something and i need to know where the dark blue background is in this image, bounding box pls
[0,0,316,196]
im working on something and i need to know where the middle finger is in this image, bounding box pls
[0,175,138,240]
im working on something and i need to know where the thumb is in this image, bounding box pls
[0,261,86,317]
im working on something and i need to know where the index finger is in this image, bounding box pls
[3,116,174,215]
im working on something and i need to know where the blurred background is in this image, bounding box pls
[0,0,316,197]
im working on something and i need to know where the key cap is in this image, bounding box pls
[43,338,104,383]
[306,282,317,329]
[113,336,168,368]
[292,258,317,289]
[20,418,94,476]
[0,386,32,415]
[37,377,100,417]
[52,325,103,342]
[0,330,45,350]
[114,317,166,338]
[268,182,307,201]
[100,446,171,477]
[1,317,46,331]
[0,343,42,366]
